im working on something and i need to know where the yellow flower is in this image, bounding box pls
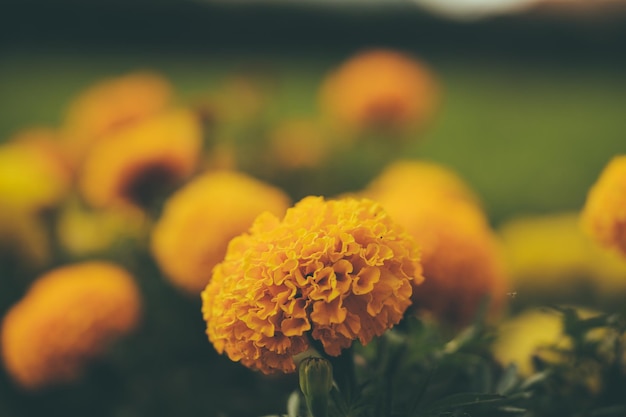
[62,71,173,164]
[492,308,604,377]
[319,49,438,136]
[151,171,291,294]
[363,160,508,326]
[56,198,149,257]
[580,155,626,256]
[1,261,142,389]
[78,108,202,212]
[0,128,72,212]
[499,212,626,305]
[492,309,565,376]
[201,196,421,374]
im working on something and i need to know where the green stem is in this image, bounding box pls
[328,346,356,398]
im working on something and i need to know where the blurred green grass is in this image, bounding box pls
[1,49,625,225]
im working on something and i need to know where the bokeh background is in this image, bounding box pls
[1,1,626,416]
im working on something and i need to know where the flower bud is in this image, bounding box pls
[299,357,333,417]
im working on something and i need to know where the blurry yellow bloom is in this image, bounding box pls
[320,49,438,135]
[493,308,604,378]
[56,198,148,257]
[202,196,421,374]
[363,161,507,326]
[492,308,565,376]
[580,155,626,256]
[151,171,291,294]
[0,129,72,212]
[62,72,173,163]
[269,119,331,170]
[79,108,202,212]
[1,261,142,389]
[499,212,626,305]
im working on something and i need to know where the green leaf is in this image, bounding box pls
[496,364,520,395]
[423,392,507,413]
[287,390,303,417]
[519,370,551,390]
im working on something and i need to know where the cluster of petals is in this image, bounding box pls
[580,155,626,257]
[363,160,508,326]
[319,49,438,135]
[1,261,142,389]
[152,170,291,294]
[202,196,422,374]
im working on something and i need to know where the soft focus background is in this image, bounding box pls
[1,1,626,416]
[3,0,626,222]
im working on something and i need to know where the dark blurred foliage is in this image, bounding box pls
[2,0,626,64]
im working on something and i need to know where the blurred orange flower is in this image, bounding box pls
[78,108,202,212]
[62,71,173,164]
[1,261,142,389]
[363,160,508,326]
[580,155,626,256]
[268,119,331,170]
[151,170,291,294]
[319,49,438,136]
[363,159,480,205]
[202,196,421,374]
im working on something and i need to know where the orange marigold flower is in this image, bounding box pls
[319,49,438,135]
[408,203,508,326]
[151,171,291,294]
[363,161,508,326]
[580,155,626,256]
[62,71,173,164]
[201,196,421,374]
[78,108,202,212]
[1,261,142,389]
